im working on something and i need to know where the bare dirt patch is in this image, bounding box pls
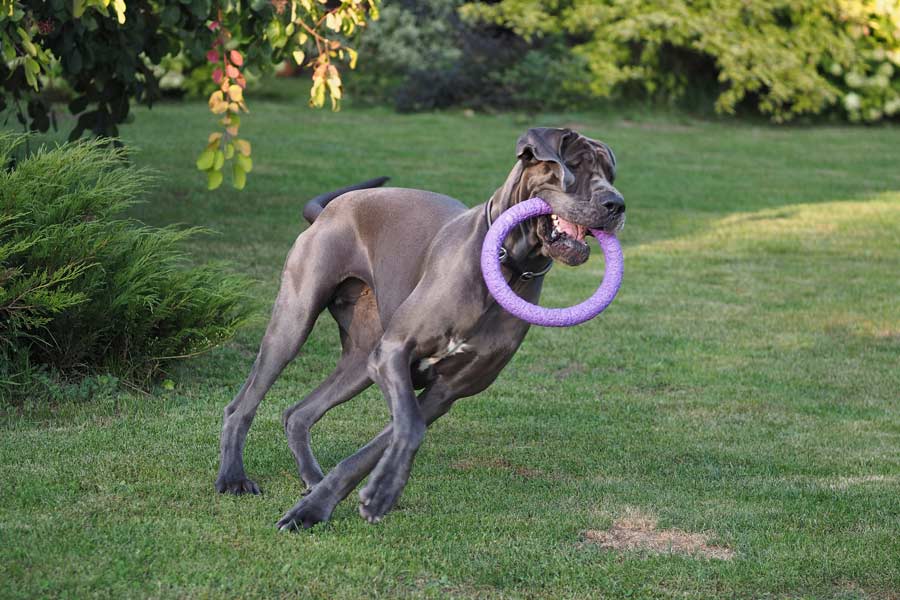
[583,509,734,560]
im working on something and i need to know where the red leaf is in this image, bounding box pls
[207,50,220,63]
[229,50,244,67]
[212,67,224,84]
[225,64,240,79]
[208,20,220,31]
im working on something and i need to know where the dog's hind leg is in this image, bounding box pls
[282,351,371,490]
[276,378,459,530]
[282,278,383,488]
[215,297,321,494]
[282,280,381,490]
[215,236,339,495]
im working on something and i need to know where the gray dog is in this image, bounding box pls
[215,127,625,529]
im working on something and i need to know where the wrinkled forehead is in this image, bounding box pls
[563,135,617,183]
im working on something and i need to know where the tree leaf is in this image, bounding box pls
[232,163,247,190]
[235,153,253,173]
[309,79,326,108]
[113,0,126,24]
[325,12,341,32]
[207,169,223,190]
[208,90,224,109]
[233,139,251,156]
[24,58,39,89]
[196,148,215,171]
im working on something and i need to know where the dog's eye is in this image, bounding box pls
[567,160,581,169]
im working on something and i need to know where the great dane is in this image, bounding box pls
[215,127,625,529]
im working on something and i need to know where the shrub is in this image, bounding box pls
[354,0,464,86]
[0,133,252,400]
[348,0,533,112]
[393,23,526,112]
[493,45,597,112]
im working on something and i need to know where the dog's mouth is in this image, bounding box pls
[536,213,591,266]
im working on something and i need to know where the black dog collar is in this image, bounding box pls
[483,196,553,281]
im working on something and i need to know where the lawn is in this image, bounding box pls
[2,96,899,598]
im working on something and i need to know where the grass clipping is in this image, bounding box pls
[584,510,734,560]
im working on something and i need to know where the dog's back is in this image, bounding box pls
[292,185,469,330]
[302,176,391,224]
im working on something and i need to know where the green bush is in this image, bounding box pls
[348,0,538,112]
[0,133,252,400]
[494,45,596,112]
[353,0,465,92]
[462,0,900,122]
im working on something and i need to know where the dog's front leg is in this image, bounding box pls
[356,337,424,523]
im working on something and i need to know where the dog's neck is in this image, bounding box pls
[485,161,551,276]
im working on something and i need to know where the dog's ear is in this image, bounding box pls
[584,136,617,183]
[516,128,576,190]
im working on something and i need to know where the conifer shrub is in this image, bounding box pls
[0,133,252,400]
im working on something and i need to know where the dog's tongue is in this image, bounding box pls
[557,216,587,241]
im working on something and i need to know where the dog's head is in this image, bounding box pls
[515,127,624,266]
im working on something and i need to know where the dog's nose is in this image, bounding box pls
[600,192,625,215]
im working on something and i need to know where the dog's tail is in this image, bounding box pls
[302,176,390,224]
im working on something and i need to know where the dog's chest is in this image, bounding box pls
[417,337,472,372]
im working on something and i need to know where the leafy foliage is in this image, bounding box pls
[197,42,252,191]
[494,44,595,112]
[461,0,900,122]
[0,0,377,189]
[0,133,253,399]
[351,0,581,112]
[350,0,465,106]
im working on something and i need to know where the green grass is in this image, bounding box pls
[2,96,899,598]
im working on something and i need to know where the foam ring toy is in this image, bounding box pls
[481,197,623,327]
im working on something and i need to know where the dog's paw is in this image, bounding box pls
[358,471,406,524]
[215,476,261,495]
[276,496,332,531]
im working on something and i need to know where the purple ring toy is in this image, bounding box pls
[481,197,623,327]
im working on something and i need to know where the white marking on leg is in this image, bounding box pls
[417,338,472,371]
